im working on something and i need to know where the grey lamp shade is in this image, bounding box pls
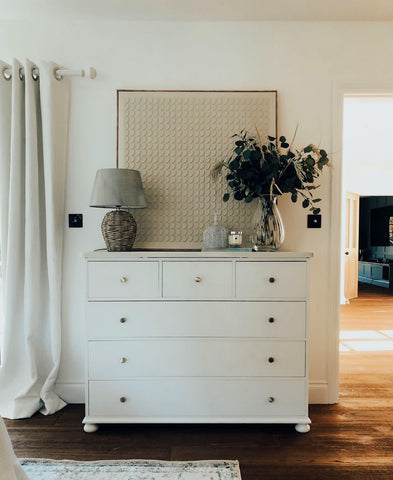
[90,168,147,209]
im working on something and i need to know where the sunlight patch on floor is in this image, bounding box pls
[340,330,386,340]
[380,330,393,336]
[340,329,393,352]
[342,340,393,352]
[339,344,351,352]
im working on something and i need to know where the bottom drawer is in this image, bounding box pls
[88,378,307,418]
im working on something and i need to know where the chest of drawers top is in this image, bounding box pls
[85,251,313,260]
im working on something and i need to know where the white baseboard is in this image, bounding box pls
[309,381,329,404]
[55,381,331,406]
[54,382,85,404]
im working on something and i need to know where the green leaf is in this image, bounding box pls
[281,142,289,148]
[306,157,315,167]
[314,208,321,215]
[235,140,245,146]
[229,159,239,170]
[302,199,309,208]
[304,145,313,153]
[291,193,297,203]
[245,194,254,203]
[250,150,262,161]
[234,190,245,201]
[268,136,276,141]
[223,193,230,202]
[234,146,243,155]
[317,157,329,170]
[313,198,322,203]
[279,136,286,143]
[255,185,262,195]
[243,149,251,159]
[320,149,327,157]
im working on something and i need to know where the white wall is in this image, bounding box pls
[1,19,393,404]
[343,96,393,195]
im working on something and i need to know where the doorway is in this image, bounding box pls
[339,95,393,401]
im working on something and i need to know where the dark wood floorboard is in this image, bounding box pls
[5,283,393,479]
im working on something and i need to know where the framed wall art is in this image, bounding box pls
[117,90,277,249]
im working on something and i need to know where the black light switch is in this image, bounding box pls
[307,214,321,228]
[69,213,83,228]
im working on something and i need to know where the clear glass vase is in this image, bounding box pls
[252,196,285,251]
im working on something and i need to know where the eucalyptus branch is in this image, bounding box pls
[212,128,330,214]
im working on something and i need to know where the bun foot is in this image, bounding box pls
[83,423,99,433]
[295,423,310,433]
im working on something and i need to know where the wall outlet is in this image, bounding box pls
[68,213,83,228]
[307,214,321,228]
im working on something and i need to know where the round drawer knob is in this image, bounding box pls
[120,317,127,324]
[268,357,275,363]
[269,277,275,283]
[268,317,275,323]
[120,396,127,403]
[120,277,127,283]
[268,396,275,403]
[120,357,127,364]
[194,276,202,283]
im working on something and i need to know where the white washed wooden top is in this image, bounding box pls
[84,250,313,260]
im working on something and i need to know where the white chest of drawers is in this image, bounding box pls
[83,251,312,433]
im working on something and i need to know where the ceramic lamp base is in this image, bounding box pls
[101,209,137,252]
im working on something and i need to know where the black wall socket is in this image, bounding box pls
[69,213,83,228]
[307,214,322,228]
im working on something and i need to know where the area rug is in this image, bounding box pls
[19,459,242,480]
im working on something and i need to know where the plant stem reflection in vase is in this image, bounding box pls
[252,196,285,251]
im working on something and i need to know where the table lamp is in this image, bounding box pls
[90,168,147,251]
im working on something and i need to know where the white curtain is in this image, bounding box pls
[0,59,69,419]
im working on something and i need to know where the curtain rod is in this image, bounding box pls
[2,66,97,81]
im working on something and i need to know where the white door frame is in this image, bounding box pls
[328,82,393,404]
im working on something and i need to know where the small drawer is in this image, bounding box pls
[236,261,307,299]
[87,261,159,299]
[88,378,308,418]
[86,301,306,339]
[162,261,232,299]
[88,339,305,379]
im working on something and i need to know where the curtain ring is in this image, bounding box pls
[19,67,24,81]
[2,67,11,81]
[31,68,39,81]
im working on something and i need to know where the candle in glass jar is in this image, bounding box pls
[228,231,242,247]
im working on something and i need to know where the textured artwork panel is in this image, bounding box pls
[118,91,276,248]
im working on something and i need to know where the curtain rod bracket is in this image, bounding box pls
[2,65,97,81]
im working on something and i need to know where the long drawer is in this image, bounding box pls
[87,261,159,299]
[236,261,307,299]
[88,378,308,418]
[88,339,306,378]
[86,301,306,339]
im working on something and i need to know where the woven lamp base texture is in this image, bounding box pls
[101,210,137,252]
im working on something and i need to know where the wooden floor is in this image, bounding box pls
[5,283,393,479]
